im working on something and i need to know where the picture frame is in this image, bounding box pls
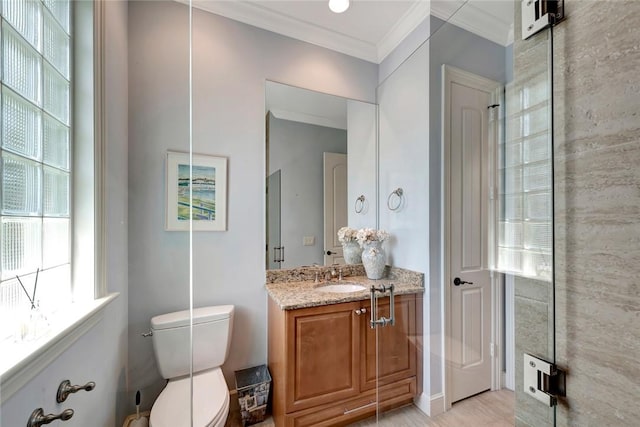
[165,151,228,231]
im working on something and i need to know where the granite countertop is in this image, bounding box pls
[266,266,424,310]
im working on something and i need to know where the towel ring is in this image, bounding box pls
[387,188,403,211]
[354,195,365,213]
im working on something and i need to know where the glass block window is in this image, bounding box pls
[0,0,72,338]
[497,72,552,281]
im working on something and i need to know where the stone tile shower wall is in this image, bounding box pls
[552,1,640,425]
[514,1,640,425]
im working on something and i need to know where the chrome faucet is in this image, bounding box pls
[327,264,342,281]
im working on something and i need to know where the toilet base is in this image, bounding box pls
[122,411,150,427]
[150,368,230,427]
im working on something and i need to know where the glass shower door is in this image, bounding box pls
[371,0,560,425]
[506,1,559,424]
[369,283,420,425]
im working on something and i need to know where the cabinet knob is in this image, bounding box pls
[355,308,367,315]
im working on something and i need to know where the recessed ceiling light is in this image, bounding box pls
[329,0,349,14]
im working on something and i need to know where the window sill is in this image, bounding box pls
[0,293,119,404]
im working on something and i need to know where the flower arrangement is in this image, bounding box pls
[356,228,390,247]
[337,226,358,243]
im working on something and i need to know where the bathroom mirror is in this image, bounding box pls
[265,81,377,270]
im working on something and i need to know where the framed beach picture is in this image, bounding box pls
[165,151,227,231]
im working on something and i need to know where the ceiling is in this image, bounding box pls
[188,0,514,64]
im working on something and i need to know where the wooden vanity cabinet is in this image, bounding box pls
[268,294,421,427]
[360,295,418,391]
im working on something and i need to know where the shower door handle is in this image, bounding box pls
[369,284,395,328]
[273,246,284,263]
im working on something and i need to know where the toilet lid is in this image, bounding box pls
[150,367,229,427]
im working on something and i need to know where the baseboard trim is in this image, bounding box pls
[413,392,445,417]
[414,392,430,415]
[429,392,445,417]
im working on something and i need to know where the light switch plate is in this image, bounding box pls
[303,236,315,246]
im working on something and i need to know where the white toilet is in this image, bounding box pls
[149,305,234,427]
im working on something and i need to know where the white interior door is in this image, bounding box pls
[447,68,497,404]
[323,152,347,265]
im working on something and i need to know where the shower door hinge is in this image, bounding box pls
[522,0,565,40]
[524,353,566,406]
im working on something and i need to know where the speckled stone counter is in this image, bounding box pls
[266,266,424,310]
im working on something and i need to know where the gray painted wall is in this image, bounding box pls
[427,16,509,86]
[127,0,378,410]
[379,17,431,84]
[0,0,129,424]
[347,100,378,230]
[268,115,347,268]
[377,41,431,406]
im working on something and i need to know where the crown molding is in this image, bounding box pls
[376,1,431,63]
[270,108,347,130]
[431,1,512,46]
[181,1,509,62]
[186,0,379,63]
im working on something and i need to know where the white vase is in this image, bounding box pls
[342,241,362,264]
[361,241,386,279]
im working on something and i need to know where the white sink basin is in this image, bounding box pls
[315,283,367,293]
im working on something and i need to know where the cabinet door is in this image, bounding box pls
[285,377,417,427]
[360,294,417,390]
[286,302,361,413]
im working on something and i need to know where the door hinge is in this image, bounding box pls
[521,0,565,40]
[490,342,495,357]
[524,353,566,407]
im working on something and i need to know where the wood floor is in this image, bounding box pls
[352,389,514,427]
[225,389,514,427]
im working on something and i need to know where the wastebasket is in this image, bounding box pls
[234,365,272,426]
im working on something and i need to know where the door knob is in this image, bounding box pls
[326,250,334,255]
[453,277,473,286]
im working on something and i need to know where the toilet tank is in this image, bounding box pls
[151,305,234,379]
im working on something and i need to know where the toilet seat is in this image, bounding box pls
[150,367,230,427]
